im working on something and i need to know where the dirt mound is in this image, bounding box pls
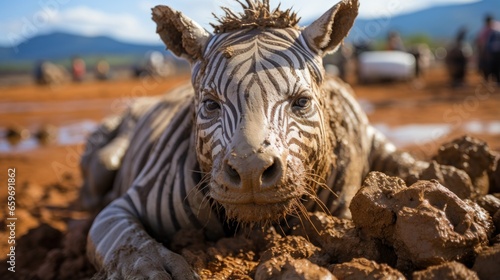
[2,135,499,279]
[165,136,500,279]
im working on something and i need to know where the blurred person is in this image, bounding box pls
[34,61,69,85]
[445,28,472,87]
[476,15,500,82]
[409,44,434,89]
[386,31,406,52]
[337,43,353,81]
[133,51,173,78]
[409,44,433,78]
[71,56,86,82]
[323,43,353,81]
[34,60,46,84]
[95,59,111,80]
[486,22,500,85]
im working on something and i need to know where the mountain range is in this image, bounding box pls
[0,32,165,64]
[348,0,499,43]
[0,0,498,64]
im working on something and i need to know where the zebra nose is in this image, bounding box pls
[223,154,283,191]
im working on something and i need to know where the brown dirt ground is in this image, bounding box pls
[0,66,499,279]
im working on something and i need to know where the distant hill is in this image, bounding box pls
[1,0,498,64]
[0,32,167,63]
[348,0,499,43]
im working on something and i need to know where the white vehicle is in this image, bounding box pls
[357,51,416,83]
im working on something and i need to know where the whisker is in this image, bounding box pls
[292,200,307,234]
[303,186,330,215]
[297,202,320,238]
[277,223,286,236]
[184,172,211,203]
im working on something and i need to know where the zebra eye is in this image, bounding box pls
[293,97,312,110]
[203,99,221,112]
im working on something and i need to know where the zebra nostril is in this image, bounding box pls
[261,158,282,187]
[224,161,241,184]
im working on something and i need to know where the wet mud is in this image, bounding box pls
[1,135,500,279]
[1,69,500,279]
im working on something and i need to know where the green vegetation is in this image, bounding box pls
[404,34,447,50]
[0,54,145,74]
[369,33,449,53]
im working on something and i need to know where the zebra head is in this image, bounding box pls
[153,0,358,224]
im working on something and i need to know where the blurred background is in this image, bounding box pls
[0,0,499,276]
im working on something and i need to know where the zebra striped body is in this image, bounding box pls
[82,1,426,278]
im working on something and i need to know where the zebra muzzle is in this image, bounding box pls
[222,152,284,193]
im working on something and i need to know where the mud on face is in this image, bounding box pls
[192,29,335,225]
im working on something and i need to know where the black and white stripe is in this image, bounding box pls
[83,18,417,278]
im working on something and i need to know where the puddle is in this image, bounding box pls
[463,121,500,135]
[2,119,499,153]
[374,123,452,147]
[0,120,98,153]
[0,99,117,114]
[374,120,500,147]
[58,121,97,146]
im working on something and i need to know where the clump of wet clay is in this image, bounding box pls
[491,154,500,193]
[330,258,405,280]
[412,160,475,199]
[35,219,96,280]
[412,261,479,280]
[433,135,498,194]
[84,136,499,279]
[255,235,333,280]
[172,229,262,279]
[173,227,335,280]
[472,243,500,280]
[0,220,96,280]
[350,172,494,270]
[290,212,395,265]
[475,194,500,217]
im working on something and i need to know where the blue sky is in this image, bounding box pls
[0,0,481,47]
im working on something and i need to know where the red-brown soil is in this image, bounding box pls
[0,66,499,279]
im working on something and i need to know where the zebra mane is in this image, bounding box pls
[211,0,301,33]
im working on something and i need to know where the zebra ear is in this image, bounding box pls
[302,0,358,56]
[152,6,211,62]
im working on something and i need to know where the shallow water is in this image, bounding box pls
[1,120,499,153]
[0,120,97,153]
[374,121,500,147]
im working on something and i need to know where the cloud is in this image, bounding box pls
[162,0,481,26]
[0,0,482,47]
[54,6,157,41]
[51,6,159,43]
[0,5,160,46]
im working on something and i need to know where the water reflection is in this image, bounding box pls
[374,121,500,147]
[0,120,97,153]
[1,120,499,153]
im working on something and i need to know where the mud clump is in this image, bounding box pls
[412,160,475,199]
[330,258,405,280]
[476,194,500,217]
[173,227,335,279]
[290,211,395,265]
[172,228,264,279]
[256,243,333,280]
[350,172,493,271]
[143,137,500,278]
[5,135,499,278]
[433,135,498,194]
[412,261,479,280]
[0,220,95,280]
[472,243,500,280]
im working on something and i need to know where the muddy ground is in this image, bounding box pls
[0,66,499,279]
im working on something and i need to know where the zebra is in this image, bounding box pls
[81,0,431,278]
